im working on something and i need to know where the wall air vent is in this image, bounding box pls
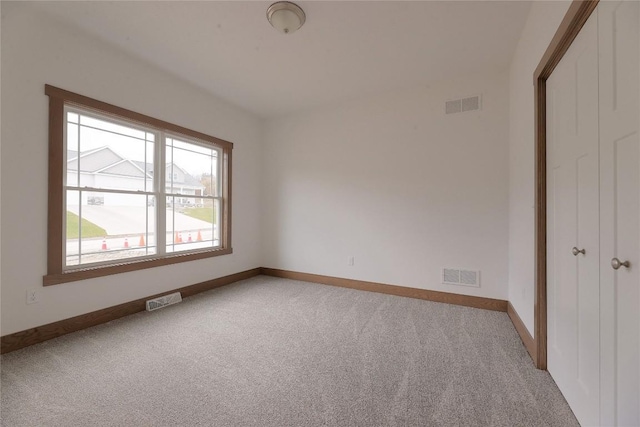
[442,268,480,287]
[445,95,482,114]
[445,99,462,114]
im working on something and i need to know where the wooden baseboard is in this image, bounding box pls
[260,267,508,312]
[507,302,536,364]
[2,268,531,357]
[0,268,261,354]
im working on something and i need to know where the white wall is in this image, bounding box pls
[0,4,263,335]
[262,72,510,300]
[507,1,571,334]
[0,1,575,338]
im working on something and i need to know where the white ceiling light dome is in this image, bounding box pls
[267,2,306,34]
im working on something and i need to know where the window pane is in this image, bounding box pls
[65,192,156,268]
[171,138,213,156]
[75,113,148,192]
[165,136,217,197]
[79,115,146,140]
[165,140,174,193]
[66,122,79,187]
[213,198,221,243]
[145,140,154,192]
[213,154,220,197]
[166,196,219,253]
[65,190,81,266]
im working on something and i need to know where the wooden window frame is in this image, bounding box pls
[533,0,599,369]
[44,85,233,286]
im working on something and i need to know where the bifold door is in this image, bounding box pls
[546,10,600,426]
[547,2,640,426]
[598,1,640,425]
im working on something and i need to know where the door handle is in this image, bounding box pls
[611,258,630,270]
[572,247,586,256]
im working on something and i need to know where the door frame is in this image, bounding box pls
[533,0,599,370]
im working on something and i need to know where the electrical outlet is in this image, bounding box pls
[26,289,39,305]
[348,256,355,266]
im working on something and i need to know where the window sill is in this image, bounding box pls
[43,248,233,286]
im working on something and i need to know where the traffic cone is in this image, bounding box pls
[197,230,203,242]
[175,232,180,243]
[124,238,129,248]
[139,235,145,246]
[188,233,192,242]
[101,239,107,250]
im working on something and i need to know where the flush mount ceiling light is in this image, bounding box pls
[267,1,306,34]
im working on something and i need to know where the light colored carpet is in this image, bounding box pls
[1,275,578,426]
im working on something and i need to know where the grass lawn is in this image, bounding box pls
[66,211,107,239]
[181,207,216,223]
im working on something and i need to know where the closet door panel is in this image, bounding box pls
[547,11,600,427]
[599,1,640,425]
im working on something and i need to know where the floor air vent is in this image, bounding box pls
[442,268,480,287]
[146,292,182,312]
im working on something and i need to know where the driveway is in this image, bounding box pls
[67,205,213,235]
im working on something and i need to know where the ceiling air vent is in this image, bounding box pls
[445,95,482,115]
[442,268,480,287]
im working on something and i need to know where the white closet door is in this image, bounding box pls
[546,11,600,427]
[599,1,640,426]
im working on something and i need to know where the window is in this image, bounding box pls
[44,85,232,285]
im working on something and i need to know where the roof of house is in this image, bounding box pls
[67,147,203,188]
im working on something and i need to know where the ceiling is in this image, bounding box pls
[27,1,533,118]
